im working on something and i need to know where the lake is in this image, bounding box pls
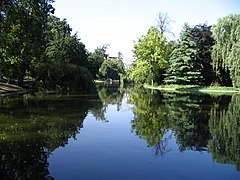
[0,85,240,179]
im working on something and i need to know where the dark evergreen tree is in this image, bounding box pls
[191,24,215,85]
[164,24,203,85]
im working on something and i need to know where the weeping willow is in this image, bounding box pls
[212,14,240,87]
[208,95,240,171]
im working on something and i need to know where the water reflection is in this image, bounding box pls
[0,86,240,179]
[0,94,100,179]
[128,88,171,157]
[91,84,125,122]
[128,88,240,171]
[208,94,240,171]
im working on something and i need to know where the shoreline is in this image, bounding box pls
[145,85,240,94]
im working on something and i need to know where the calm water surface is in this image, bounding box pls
[0,85,240,179]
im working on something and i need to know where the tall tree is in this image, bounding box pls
[0,0,54,86]
[212,14,240,87]
[42,16,93,91]
[191,24,215,85]
[132,26,168,85]
[164,23,204,85]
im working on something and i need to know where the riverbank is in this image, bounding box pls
[145,84,240,95]
[0,82,34,96]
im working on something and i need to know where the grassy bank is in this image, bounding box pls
[145,84,240,95]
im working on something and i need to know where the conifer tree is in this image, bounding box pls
[164,24,203,85]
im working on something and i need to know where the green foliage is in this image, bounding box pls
[127,60,152,84]
[98,57,125,80]
[131,26,169,85]
[0,0,54,86]
[0,2,94,92]
[87,45,109,79]
[39,17,94,91]
[164,24,204,85]
[212,14,240,87]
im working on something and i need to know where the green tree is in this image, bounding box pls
[34,16,93,91]
[126,60,152,84]
[212,14,240,87]
[164,23,204,85]
[0,0,54,86]
[132,26,168,85]
[98,57,125,81]
[87,45,109,79]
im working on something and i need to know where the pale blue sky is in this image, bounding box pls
[53,0,240,64]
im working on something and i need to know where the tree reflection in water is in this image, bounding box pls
[128,88,171,157]
[0,86,240,179]
[0,85,126,179]
[90,84,125,122]
[208,94,240,171]
[0,94,100,179]
[129,86,240,172]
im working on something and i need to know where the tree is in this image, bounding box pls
[212,14,240,87]
[191,24,215,85]
[164,23,204,85]
[87,45,109,79]
[132,26,168,85]
[156,12,174,38]
[0,0,54,86]
[98,57,125,80]
[41,16,93,91]
[126,60,152,84]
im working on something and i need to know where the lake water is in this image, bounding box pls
[0,85,240,179]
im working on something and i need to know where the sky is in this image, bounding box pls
[53,0,240,64]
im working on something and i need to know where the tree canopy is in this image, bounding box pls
[0,0,54,86]
[212,14,240,87]
[129,26,169,85]
[98,57,125,81]
[164,23,204,85]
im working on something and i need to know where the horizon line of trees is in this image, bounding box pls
[0,0,125,92]
[1,1,239,90]
[127,13,240,88]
